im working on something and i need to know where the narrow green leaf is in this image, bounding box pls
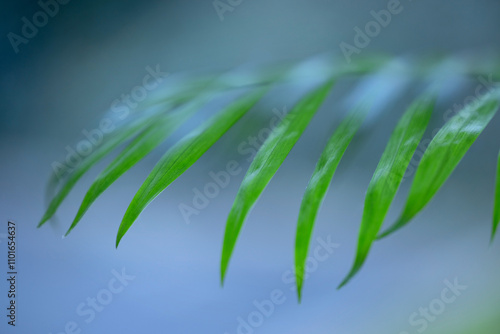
[65,99,207,236]
[221,80,335,285]
[45,172,60,208]
[38,114,164,228]
[116,89,267,247]
[295,103,367,301]
[338,93,435,289]
[493,150,500,242]
[378,89,500,240]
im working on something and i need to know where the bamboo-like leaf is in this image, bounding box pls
[221,80,335,284]
[378,89,500,239]
[38,114,164,228]
[295,103,367,301]
[65,99,207,236]
[493,150,500,242]
[115,89,267,247]
[338,93,435,289]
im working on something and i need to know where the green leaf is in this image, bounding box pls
[295,102,367,301]
[338,93,435,289]
[65,99,208,236]
[221,79,335,285]
[491,150,500,242]
[38,114,165,228]
[115,89,267,247]
[378,89,500,239]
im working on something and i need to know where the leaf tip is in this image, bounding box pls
[490,230,497,245]
[220,265,228,288]
[220,257,228,287]
[297,288,303,303]
[115,233,123,249]
[63,228,72,238]
[337,277,349,290]
[37,217,48,228]
[338,260,363,290]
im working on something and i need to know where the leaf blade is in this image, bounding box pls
[66,99,207,236]
[38,114,164,228]
[115,89,267,247]
[221,80,335,284]
[378,89,500,239]
[295,103,367,301]
[338,93,435,288]
[493,150,500,242]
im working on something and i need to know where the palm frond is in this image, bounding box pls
[39,55,500,299]
[117,88,267,247]
[339,91,435,288]
[38,112,168,227]
[378,88,500,239]
[221,79,335,284]
[65,98,209,236]
[295,100,367,301]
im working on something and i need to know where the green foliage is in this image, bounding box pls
[339,92,435,288]
[221,80,334,284]
[39,56,500,299]
[66,99,207,236]
[295,102,366,300]
[117,89,266,247]
[38,113,166,228]
[492,150,500,242]
[378,89,500,239]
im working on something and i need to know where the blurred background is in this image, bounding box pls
[1,0,500,333]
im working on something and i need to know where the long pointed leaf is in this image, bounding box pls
[38,114,165,227]
[295,103,367,301]
[493,150,500,242]
[338,93,435,289]
[65,99,208,236]
[221,80,335,285]
[378,89,500,239]
[115,89,267,247]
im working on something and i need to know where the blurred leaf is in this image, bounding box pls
[38,56,500,298]
[221,80,335,284]
[65,99,209,236]
[116,88,267,247]
[38,114,165,228]
[295,102,367,301]
[492,150,500,242]
[339,93,435,288]
[378,89,500,239]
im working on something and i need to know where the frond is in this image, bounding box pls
[38,55,500,299]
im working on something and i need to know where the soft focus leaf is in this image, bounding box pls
[116,89,267,247]
[295,103,367,301]
[221,80,335,284]
[38,114,165,228]
[65,99,208,236]
[492,150,500,242]
[378,89,500,239]
[338,93,435,288]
